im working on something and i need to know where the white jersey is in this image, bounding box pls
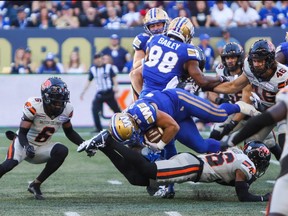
[198,147,256,184]
[154,147,256,186]
[215,63,243,103]
[20,97,73,146]
[243,58,288,108]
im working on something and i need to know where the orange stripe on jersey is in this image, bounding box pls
[25,102,36,115]
[157,166,200,178]
[278,82,286,89]
[7,143,14,160]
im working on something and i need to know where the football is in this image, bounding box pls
[144,126,163,143]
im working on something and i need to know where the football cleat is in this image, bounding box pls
[28,181,44,200]
[236,101,261,116]
[77,130,110,153]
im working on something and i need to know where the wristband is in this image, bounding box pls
[156,140,166,150]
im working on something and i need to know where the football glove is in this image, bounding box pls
[219,120,238,137]
[249,92,267,112]
[25,145,35,159]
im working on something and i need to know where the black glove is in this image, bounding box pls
[219,120,239,137]
[261,192,271,202]
[25,145,35,159]
[215,97,231,105]
[219,75,230,83]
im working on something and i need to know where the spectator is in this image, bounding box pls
[216,28,240,55]
[121,2,141,27]
[65,50,87,74]
[101,34,132,73]
[258,0,281,27]
[55,5,79,29]
[31,7,56,29]
[37,52,62,74]
[10,47,32,74]
[167,1,191,19]
[79,6,102,27]
[210,0,236,28]
[10,6,34,29]
[23,47,37,72]
[190,1,211,28]
[0,8,10,29]
[102,6,127,29]
[198,33,215,71]
[80,53,121,133]
[233,1,260,27]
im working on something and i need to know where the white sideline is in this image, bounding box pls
[65,212,80,216]
[165,212,183,216]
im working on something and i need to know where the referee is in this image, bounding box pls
[80,52,121,133]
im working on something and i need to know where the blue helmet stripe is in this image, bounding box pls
[176,17,186,29]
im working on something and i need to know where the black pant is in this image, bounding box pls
[92,90,121,131]
[100,136,157,186]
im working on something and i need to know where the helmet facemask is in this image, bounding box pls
[243,141,271,178]
[41,78,70,117]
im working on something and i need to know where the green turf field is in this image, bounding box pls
[0,128,279,216]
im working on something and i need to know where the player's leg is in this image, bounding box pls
[0,139,25,178]
[105,93,121,113]
[27,143,68,200]
[175,89,239,123]
[267,143,288,216]
[92,94,103,132]
[176,119,221,153]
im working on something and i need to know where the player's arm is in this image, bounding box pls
[62,121,85,146]
[186,60,225,91]
[18,115,33,148]
[129,65,143,99]
[132,49,145,70]
[212,73,250,94]
[275,47,286,64]
[231,101,287,145]
[155,109,180,145]
[235,169,270,202]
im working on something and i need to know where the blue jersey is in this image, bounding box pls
[276,42,288,66]
[141,34,201,97]
[132,33,150,52]
[127,88,232,132]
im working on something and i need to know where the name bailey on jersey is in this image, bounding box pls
[158,37,180,50]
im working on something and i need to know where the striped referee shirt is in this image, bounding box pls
[88,63,119,93]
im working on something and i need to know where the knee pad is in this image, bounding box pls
[51,144,69,159]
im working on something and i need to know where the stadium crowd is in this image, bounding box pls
[3,0,288,74]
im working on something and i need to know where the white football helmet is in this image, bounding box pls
[167,17,194,44]
[143,8,170,35]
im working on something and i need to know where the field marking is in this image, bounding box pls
[270,159,280,166]
[64,212,80,216]
[186,182,202,185]
[266,180,276,184]
[165,212,182,216]
[260,210,266,215]
[107,180,122,185]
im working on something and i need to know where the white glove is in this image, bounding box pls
[164,76,179,90]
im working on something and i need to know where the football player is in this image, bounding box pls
[77,130,271,202]
[213,39,288,160]
[224,87,288,214]
[112,88,258,154]
[1,77,85,200]
[130,7,170,101]
[132,16,228,100]
[208,42,249,140]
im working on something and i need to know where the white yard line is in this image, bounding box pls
[107,180,122,185]
[260,210,266,215]
[64,212,81,216]
[165,212,183,216]
[266,180,276,184]
[270,159,280,166]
